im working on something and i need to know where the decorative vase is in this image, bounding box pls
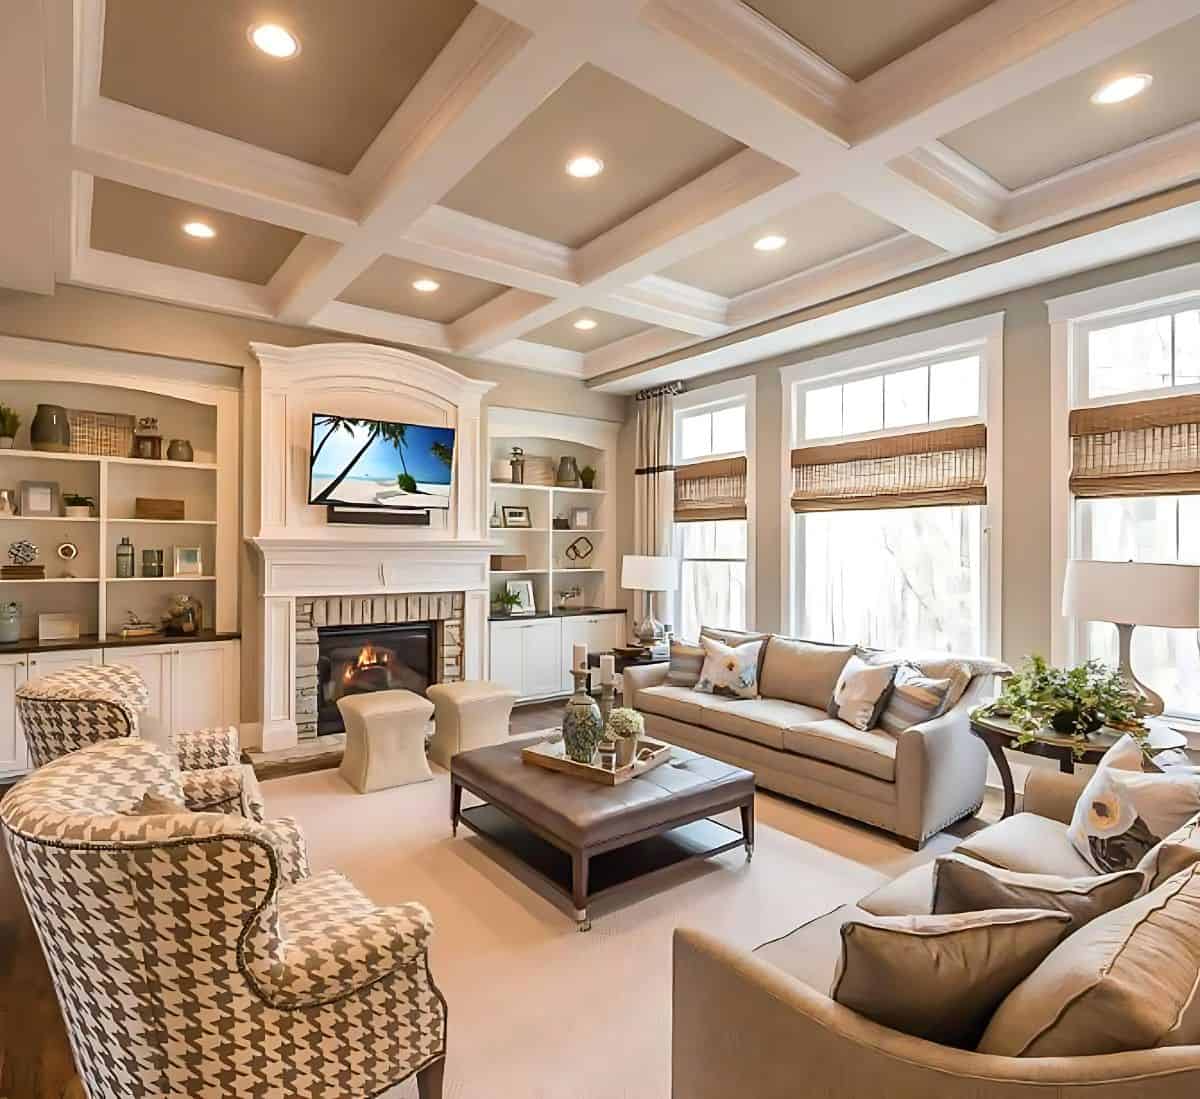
[509,446,525,484]
[0,601,20,644]
[30,404,71,453]
[556,455,581,487]
[561,674,604,764]
[115,536,134,578]
[1050,708,1104,737]
[166,438,194,462]
[614,736,638,768]
[580,468,596,489]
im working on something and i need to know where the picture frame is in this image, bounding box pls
[501,504,533,528]
[19,480,59,518]
[506,579,536,615]
[569,506,592,530]
[173,546,203,576]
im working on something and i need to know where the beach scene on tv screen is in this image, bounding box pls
[310,415,455,508]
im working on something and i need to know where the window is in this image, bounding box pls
[673,382,753,642]
[1085,307,1200,399]
[783,315,1002,654]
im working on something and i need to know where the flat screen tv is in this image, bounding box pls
[308,413,456,510]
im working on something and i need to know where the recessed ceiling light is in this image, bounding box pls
[182,221,216,239]
[566,155,604,179]
[248,23,301,59]
[573,318,598,331]
[754,234,787,252]
[412,278,440,293]
[1090,73,1152,105]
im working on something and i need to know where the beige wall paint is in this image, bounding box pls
[617,240,1200,665]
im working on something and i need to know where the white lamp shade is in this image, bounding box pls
[1062,559,1200,629]
[621,554,678,593]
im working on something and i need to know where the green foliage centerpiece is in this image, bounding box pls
[981,654,1146,755]
[606,707,644,767]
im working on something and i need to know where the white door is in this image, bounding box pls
[173,641,237,732]
[489,622,526,697]
[0,654,28,776]
[28,648,102,680]
[109,646,175,749]
[522,619,563,699]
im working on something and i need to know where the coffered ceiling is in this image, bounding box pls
[9,0,1200,392]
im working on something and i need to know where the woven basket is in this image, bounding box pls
[67,409,135,457]
[523,455,557,486]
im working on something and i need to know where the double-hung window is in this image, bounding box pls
[672,382,753,642]
[783,316,1002,655]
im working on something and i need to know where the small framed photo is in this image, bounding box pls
[501,505,533,528]
[173,546,203,576]
[569,506,592,530]
[506,579,536,615]
[19,480,59,518]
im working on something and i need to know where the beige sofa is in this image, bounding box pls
[625,633,1006,848]
[672,768,1200,1098]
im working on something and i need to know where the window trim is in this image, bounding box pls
[779,313,1004,655]
[672,376,756,636]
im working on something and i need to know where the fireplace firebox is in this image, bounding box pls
[316,622,436,735]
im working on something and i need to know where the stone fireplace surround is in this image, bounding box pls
[295,592,464,738]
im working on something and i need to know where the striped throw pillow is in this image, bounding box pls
[667,641,706,688]
[877,663,963,735]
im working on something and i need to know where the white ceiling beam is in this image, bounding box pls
[307,300,453,352]
[583,327,702,377]
[448,288,560,353]
[478,338,584,377]
[602,276,729,337]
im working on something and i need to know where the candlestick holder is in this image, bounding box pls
[599,680,615,725]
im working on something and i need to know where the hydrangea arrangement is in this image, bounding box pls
[606,707,644,741]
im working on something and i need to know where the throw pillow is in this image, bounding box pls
[876,663,958,735]
[666,640,706,688]
[932,852,1143,935]
[1068,734,1200,872]
[129,791,189,815]
[695,636,763,699]
[979,862,1200,1057]
[827,654,897,731]
[1137,811,1200,892]
[832,908,1071,1048]
[759,636,856,709]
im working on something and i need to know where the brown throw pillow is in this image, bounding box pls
[129,791,189,815]
[1137,812,1200,892]
[932,853,1143,935]
[666,641,705,688]
[832,908,1071,1048]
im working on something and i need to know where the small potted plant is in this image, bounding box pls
[580,465,597,490]
[0,405,20,449]
[63,493,95,519]
[981,654,1144,754]
[606,706,644,767]
[492,590,522,617]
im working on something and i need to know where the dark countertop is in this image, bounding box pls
[0,630,241,656]
[489,607,626,623]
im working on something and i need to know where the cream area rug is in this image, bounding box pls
[263,766,961,1099]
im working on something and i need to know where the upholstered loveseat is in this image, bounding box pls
[625,631,1007,848]
[672,767,1200,1097]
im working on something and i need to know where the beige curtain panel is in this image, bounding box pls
[790,425,987,513]
[674,456,747,523]
[1069,394,1200,498]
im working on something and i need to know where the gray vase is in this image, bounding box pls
[30,404,70,453]
[562,681,604,764]
[166,438,194,462]
[556,456,581,487]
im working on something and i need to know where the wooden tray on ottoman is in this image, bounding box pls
[522,735,673,785]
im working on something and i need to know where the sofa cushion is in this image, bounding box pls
[760,637,855,709]
[979,863,1200,1057]
[932,852,1143,935]
[956,812,1095,877]
[783,720,897,783]
[1138,811,1200,892]
[828,654,897,731]
[754,903,864,994]
[688,695,826,752]
[635,685,704,726]
[695,636,763,699]
[833,908,1071,1048]
[858,862,936,916]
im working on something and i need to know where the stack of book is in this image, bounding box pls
[1,564,45,580]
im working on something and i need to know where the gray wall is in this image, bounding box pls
[617,240,1200,665]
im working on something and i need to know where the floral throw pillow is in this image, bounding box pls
[828,653,898,731]
[695,636,763,700]
[1068,734,1200,873]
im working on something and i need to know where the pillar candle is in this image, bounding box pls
[573,642,588,671]
[599,654,615,685]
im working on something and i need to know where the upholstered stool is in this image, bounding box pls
[337,689,434,793]
[426,680,519,769]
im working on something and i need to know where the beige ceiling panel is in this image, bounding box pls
[90,179,303,284]
[100,0,475,174]
[662,194,899,297]
[942,17,1200,190]
[337,257,506,323]
[524,309,656,353]
[442,65,743,247]
[746,0,991,81]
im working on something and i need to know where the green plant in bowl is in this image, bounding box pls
[492,590,522,615]
[0,404,21,445]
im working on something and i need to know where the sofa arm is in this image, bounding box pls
[1023,768,1089,824]
[623,661,669,708]
[256,815,310,886]
[175,725,241,769]
[672,927,1200,1098]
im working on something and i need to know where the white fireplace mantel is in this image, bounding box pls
[244,342,497,750]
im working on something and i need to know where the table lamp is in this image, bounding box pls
[621,554,678,646]
[1061,559,1200,716]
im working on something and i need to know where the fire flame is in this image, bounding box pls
[342,642,392,682]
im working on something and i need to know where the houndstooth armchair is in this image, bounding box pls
[0,738,448,1099]
[16,662,264,820]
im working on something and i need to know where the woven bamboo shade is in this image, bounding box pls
[790,425,986,513]
[1070,394,1200,498]
[675,455,747,522]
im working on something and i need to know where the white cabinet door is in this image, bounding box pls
[522,619,562,699]
[27,648,102,680]
[0,654,28,776]
[489,622,526,697]
[173,641,238,732]
[109,646,174,750]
